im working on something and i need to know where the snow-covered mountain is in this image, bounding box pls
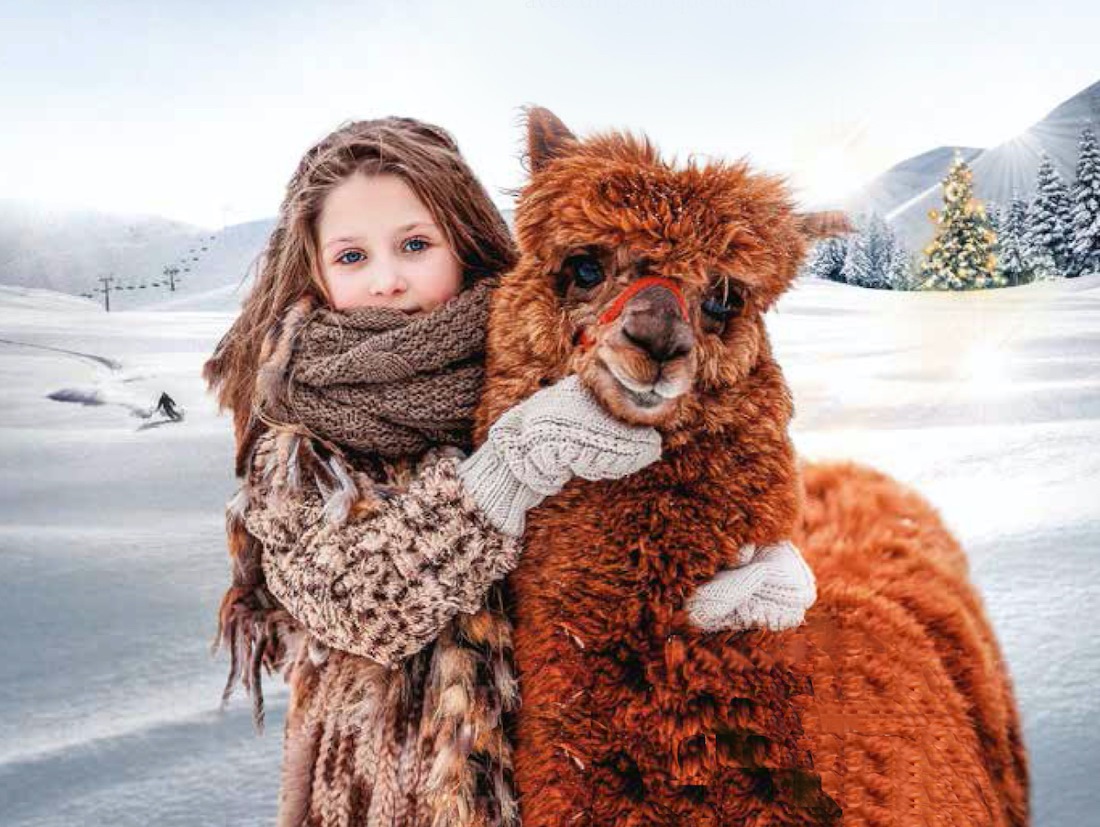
[0,200,198,296]
[847,79,1100,255]
[144,217,274,312]
[843,146,984,224]
[0,200,273,311]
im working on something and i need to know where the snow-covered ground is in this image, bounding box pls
[0,275,1096,825]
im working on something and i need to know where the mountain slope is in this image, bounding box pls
[847,78,1100,254]
[0,201,273,311]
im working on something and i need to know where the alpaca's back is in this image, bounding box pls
[795,460,1029,826]
[797,460,969,580]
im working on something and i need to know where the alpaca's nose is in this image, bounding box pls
[620,285,694,362]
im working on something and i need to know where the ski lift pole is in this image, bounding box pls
[99,275,114,312]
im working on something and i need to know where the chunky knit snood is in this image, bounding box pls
[254,278,495,459]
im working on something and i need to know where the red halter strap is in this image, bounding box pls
[579,276,689,350]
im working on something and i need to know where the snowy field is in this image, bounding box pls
[0,275,1097,826]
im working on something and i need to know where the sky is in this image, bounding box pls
[2,0,1098,228]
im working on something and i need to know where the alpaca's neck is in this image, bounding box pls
[523,414,799,610]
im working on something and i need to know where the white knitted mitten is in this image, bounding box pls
[686,540,817,633]
[459,374,662,536]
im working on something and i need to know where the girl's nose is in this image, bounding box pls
[367,259,407,295]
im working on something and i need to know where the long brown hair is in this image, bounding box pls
[203,117,517,472]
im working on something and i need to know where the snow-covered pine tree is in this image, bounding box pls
[987,201,1004,269]
[997,195,1032,286]
[882,218,912,290]
[805,236,848,283]
[894,248,918,290]
[1025,244,1060,282]
[1070,127,1100,277]
[841,213,909,290]
[1026,153,1074,275]
[898,255,924,291]
[841,216,875,288]
[987,201,1004,240]
[918,154,1003,290]
[885,244,920,290]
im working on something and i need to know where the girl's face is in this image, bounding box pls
[315,172,463,312]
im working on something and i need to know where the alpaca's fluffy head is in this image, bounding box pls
[487,107,849,434]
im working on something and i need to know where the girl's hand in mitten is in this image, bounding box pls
[459,374,661,536]
[685,540,817,633]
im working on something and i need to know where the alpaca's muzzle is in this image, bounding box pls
[579,276,691,359]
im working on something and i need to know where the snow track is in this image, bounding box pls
[0,336,122,371]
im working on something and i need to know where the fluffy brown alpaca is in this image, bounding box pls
[473,108,1029,825]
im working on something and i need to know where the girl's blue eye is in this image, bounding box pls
[404,238,429,253]
[336,250,365,265]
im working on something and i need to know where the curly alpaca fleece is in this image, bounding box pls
[473,108,1028,826]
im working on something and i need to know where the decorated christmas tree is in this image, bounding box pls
[918,153,1003,290]
[1027,153,1074,275]
[1070,127,1100,277]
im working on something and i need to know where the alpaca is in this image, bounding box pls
[473,108,1028,826]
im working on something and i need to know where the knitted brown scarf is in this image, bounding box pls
[255,277,495,459]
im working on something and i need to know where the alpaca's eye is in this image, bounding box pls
[565,254,605,290]
[701,284,745,321]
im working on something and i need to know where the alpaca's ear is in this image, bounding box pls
[796,210,854,241]
[525,106,577,173]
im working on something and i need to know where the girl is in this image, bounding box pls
[204,116,815,827]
